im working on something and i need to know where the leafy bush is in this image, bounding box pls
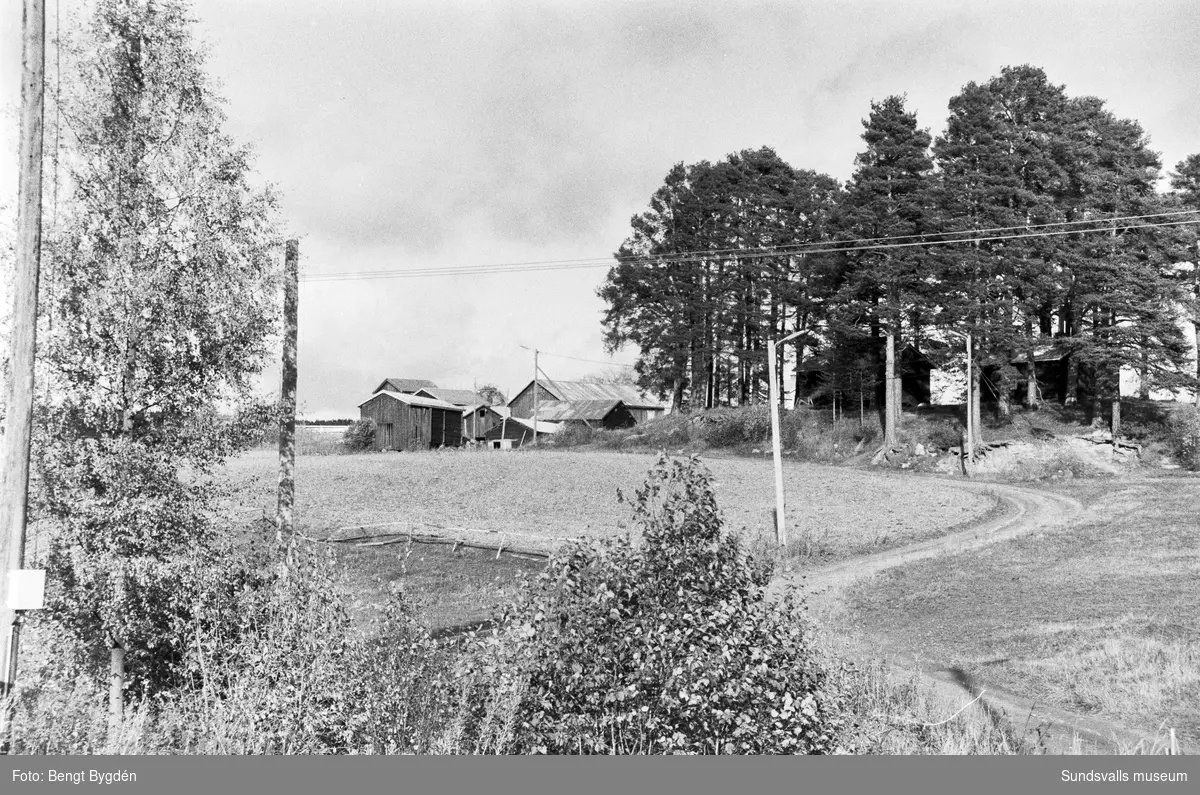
[343,418,377,452]
[1166,405,1200,470]
[468,455,843,754]
[549,423,595,448]
[921,420,964,450]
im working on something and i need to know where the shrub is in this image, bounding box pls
[342,418,376,452]
[550,423,595,448]
[1166,405,1200,470]
[472,455,843,754]
[922,420,964,450]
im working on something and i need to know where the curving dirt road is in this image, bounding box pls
[773,476,1192,755]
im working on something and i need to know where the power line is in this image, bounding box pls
[298,212,1200,283]
[302,208,1200,282]
[536,350,637,368]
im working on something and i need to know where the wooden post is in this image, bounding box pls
[1,0,46,702]
[277,240,299,557]
[768,338,787,548]
[106,643,124,751]
[532,349,539,445]
[966,332,975,460]
[884,330,898,450]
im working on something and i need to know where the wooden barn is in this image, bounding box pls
[508,379,667,423]
[358,391,464,451]
[463,404,511,441]
[534,399,636,430]
[482,416,559,449]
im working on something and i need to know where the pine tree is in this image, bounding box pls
[833,95,935,451]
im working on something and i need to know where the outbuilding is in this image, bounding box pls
[463,404,511,441]
[358,391,464,451]
[482,416,559,449]
[534,399,636,430]
[508,379,667,423]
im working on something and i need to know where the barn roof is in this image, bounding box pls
[416,387,484,406]
[534,400,624,422]
[519,379,666,409]
[373,378,437,394]
[359,390,462,410]
[464,404,511,418]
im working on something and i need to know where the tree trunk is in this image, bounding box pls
[1065,355,1079,407]
[107,643,124,752]
[997,375,1011,420]
[1090,368,1105,429]
[1025,316,1038,409]
[1111,394,1122,439]
[1194,319,1200,408]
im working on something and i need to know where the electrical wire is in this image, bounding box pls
[536,350,637,368]
[303,207,1200,281]
[299,213,1200,283]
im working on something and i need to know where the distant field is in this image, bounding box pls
[221,448,993,560]
[837,478,1200,748]
[221,448,994,632]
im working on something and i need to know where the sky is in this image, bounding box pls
[3,0,1200,418]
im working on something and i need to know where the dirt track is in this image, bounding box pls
[775,476,1194,755]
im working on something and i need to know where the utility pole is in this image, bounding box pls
[276,240,299,560]
[768,329,803,548]
[1,0,46,702]
[519,345,540,444]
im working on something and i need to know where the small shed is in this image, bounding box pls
[534,399,636,430]
[358,391,464,451]
[483,416,559,449]
[463,404,511,441]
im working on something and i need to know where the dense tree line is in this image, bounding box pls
[600,66,1200,439]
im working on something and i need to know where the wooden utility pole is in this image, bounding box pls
[768,330,803,548]
[965,333,975,475]
[883,330,898,450]
[533,349,540,444]
[1,0,46,700]
[276,240,299,556]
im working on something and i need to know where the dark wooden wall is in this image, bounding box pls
[508,382,560,419]
[483,420,533,447]
[603,404,637,429]
[360,395,434,451]
[464,408,504,439]
[430,407,464,447]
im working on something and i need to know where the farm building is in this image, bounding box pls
[534,399,636,430]
[508,379,668,423]
[372,377,438,395]
[358,391,464,451]
[483,416,560,449]
[463,404,511,441]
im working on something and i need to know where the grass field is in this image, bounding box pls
[222,448,992,558]
[835,478,1200,748]
[219,448,994,632]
